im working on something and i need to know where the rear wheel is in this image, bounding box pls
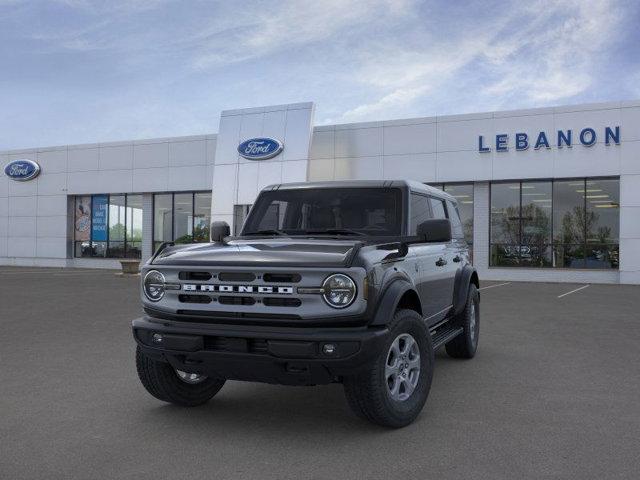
[136,346,226,406]
[344,309,434,428]
[445,284,479,359]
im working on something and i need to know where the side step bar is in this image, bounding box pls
[430,325,464,350]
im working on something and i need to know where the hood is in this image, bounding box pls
[151,238,362,268]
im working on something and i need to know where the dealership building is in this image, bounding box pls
[1,100,639,284]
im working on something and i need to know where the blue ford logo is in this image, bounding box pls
[237,137,283,160]
[4,159,41,181]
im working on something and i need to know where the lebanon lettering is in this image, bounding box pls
[478,126,620,152]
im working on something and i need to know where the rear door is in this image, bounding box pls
[445,198,469,271]
[408,193,445,321]
[428,196,457,317]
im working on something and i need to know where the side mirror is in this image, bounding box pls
[417,219,452,243]
[210,221,230,243]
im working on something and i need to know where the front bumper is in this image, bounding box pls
[132,316,389,386]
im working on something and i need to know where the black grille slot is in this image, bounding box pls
[263,297,302,307]
[179,271,212,281]
[179,294,213,304]
[218,272,256,282]
[263,273,301,283]
[219,296,256,306]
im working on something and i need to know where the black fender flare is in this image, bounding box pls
[369,278,422,326]
[452,265,479,316]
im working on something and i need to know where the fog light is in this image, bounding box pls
[152,333,163,344]
[322,343,336,355]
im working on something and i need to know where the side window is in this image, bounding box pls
[409,193,431,235]
[429,197,447,219]
[446,200,464,239]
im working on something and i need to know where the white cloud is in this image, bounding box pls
[481,0,621,105]
[334,0,625,122]
[191,0,415,69]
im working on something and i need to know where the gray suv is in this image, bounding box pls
[133,180,479,427]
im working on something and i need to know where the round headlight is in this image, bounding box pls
[322,274,357,309]
[143,270,166,302]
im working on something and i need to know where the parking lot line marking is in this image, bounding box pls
[479,282,511,291]
[557,284,590,298]
[0,270,115,276]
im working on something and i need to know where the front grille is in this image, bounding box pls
[153,268,360,326]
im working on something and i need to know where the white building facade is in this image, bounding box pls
[1,100,639,284]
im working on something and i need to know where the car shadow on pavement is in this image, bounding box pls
[134,379,437,438]
[131,353,465,438]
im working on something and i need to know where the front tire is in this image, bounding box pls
[343,309,434,428]
[445,283,479,359]
[136,346,226,406]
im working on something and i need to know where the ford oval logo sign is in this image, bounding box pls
[237,137,283,160]
[4,159,41,181]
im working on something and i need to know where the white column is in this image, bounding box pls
[141,193,154,264]
[211,103,315,233]
[619,174,640,284]
[472,182,490,276]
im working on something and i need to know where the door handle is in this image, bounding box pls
[435,257,447,267]
[453,255,461,263]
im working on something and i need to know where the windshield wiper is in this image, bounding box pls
[243,229,288,236]
[304,228,366,236]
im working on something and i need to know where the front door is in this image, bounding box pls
[412,242,452,324]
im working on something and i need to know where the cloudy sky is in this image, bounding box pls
[1,0,638,150]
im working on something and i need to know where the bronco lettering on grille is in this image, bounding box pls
[182,284,294,294]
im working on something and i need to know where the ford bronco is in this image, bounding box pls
[133,180,480,427]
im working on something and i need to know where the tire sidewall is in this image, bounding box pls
[463,285,480,355]
[377,310,434,420]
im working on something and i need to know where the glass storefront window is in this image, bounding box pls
[233,204,252,235]
[490,182,520,266]
[126,195,143,258]
[553,180,586,268]
[585,178,619,269]
[520,181,552,267]
[153,192,213,249]
[153,194,172,252]
[108,195,126,257]
[74,196,92,257]
[194,193,212,243]
[491,178,619,269]
[174,193,194,244]
[73,193,143,259]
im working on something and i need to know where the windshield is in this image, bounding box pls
[241,188,403,236]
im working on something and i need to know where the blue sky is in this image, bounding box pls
[1,0,639,150]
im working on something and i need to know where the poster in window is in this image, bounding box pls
[74,196,91,241]
[92,195,108,242]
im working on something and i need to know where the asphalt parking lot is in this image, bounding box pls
[1,268,639,480]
